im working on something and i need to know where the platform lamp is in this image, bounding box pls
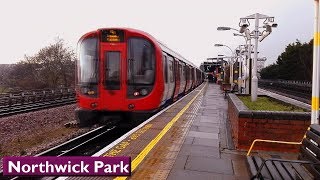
[214,43,235,86]
[217,26,239,31]
[217,26,251,94]
[239,13,277,101]
[217,54,226,84]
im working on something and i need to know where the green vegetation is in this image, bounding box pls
[238,96,306,112]
[260,39,312,81]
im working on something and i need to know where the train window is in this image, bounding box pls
[163,55,168,83]
[167,56,174,83]
[186,66,189,81]
[179,64,182,80]
[169,61,174,83]
[192,68,194,81]
[181,64,184,81]
[183,65,186,80]
[78,37,98,84]
[105,51,120,90]
[127,38,155,85]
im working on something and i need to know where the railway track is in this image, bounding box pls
[258,80,311,104]
[0,97,76,118]
[37,125,118,156]
[0,88,76,117]
[259,86,310,104]
[0,124,132,179]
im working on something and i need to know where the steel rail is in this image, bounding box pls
[0,98,76,118]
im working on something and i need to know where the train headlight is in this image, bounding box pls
[127,85,152,98]
[90,102,98,108]
[140,89,148,96]
[87,90,95,95]
[80,85,98,97]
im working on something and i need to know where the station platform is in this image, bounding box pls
[64,82,250,179]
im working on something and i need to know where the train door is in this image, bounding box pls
[100,43,127,110]
[167,56,175,101]
[173,58,180,100]
[179,62,186,95]
[190,66,193,89]
[191,67,195,89]
[182,63,187,93]
[185,65,190,92]
[161,54,169,105]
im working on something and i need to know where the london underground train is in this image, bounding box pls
[76,28,204,127]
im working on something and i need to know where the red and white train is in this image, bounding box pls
[76,28,204,126]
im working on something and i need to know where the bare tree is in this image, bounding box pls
[0,64,14,92]
[8,38,76,90]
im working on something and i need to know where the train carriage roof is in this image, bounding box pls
[157,40,198,68]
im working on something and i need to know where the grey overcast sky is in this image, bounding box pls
[0,0,313,67]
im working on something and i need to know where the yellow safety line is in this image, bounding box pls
[314,32,320,46]
[312,96,320,110]
[114,83,206,180]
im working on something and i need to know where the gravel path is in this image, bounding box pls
[0,104,92,158]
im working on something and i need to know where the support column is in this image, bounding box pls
[312,0,320,124]
[251,13,259,102]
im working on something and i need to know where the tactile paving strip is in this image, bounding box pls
[128,168,171,180]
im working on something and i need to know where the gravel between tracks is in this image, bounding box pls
[0,104,93,169]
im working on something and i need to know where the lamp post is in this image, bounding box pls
[217,55,225,84]
[214,44,234,85]
[239,13,277,101]
[217,26,252,94]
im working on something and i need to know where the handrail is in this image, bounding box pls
[247,127,309,156]
[246,139,302,156]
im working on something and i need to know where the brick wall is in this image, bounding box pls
[228,94,310,152]
[228,99,239,148]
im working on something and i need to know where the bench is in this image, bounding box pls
[247,124,320,180]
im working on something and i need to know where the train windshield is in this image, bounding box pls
[127,38,155,85]
[77,37,98,84]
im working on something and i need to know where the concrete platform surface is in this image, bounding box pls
[167,83,250,180]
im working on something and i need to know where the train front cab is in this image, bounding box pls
[76,29,164,126]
